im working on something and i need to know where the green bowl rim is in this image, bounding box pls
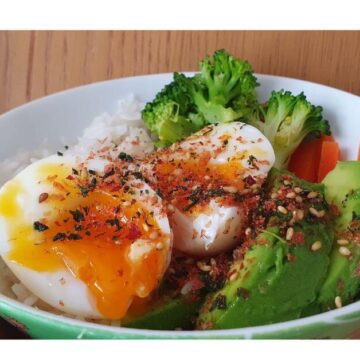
[1,292,360,338]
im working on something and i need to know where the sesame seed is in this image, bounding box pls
[295,196,303,203]
[229,272,238,282]
[38,192,49,203]
[286,227,294,241]
[180,282,193,295]
[311,241,322,251]
[286,192,296,199]
[197,261,211,272]
[271,192,277,199]
[337,239,349,245]
[210,258,217,267]
[339,246,352,257]
[307,191,318,199]
[142,223,149,232]
[245,227,251,236]
[277,205,288,214]
[283,180,291,185]
[223,186,237,193]
[309,207,325,218]
[294,209,304,221]
[167,204,175,212]
[335,296,342,309]
[156,242,164,250]
[294,187,302,194]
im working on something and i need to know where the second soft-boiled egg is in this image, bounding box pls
[0,154,172,319]
[141,122,275,256]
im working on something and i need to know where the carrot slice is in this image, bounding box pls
[321,135,335,142]
[317,140,341,182]
[288,137,322,183]
[289,134,341,183]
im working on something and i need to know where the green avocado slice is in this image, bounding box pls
[123,297,201,330]
[197,169,334,329]
[318,162,360,310]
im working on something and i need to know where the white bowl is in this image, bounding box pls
[0,73,360,339]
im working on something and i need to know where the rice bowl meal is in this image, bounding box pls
[1,50,360,338]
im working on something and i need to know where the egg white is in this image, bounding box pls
[143,122,275,256]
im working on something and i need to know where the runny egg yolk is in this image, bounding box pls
[0,162,169,319]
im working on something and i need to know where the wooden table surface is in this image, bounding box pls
[1,30,360,339]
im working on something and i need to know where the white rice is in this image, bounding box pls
[0,95,154,324]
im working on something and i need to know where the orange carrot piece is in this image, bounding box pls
[288,137,322,183]
[321,134,335,142]
[317,140,341,182]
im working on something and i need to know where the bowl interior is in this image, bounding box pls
[1,73,360,339]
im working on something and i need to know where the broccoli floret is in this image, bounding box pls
[248,90,330,169]
[142,50,258,146]
[142,72,204,147]
[190,49,259,123]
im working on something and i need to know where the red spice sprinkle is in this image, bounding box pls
[287,253,296,262]
[53,181,67,192]
[293,231,305,245]
[128,224,141,240]
[330,204,340,217]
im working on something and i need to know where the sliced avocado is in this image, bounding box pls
[321,161,360,206]
[197,169,334,329]
[318,162,360,310]
[123,297,200,330]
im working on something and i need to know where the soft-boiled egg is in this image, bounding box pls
[141,122,275,256]
[0,154,171,319]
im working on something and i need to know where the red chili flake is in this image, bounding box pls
[128,224,141,240]
[254,216,266,229]
[38,193,49,203]
[353,263,360,278]
[264,200,276,212]
[293,231,305,245]
[243,175,256,186]
[330,204,340,217]
[66,175,74,180]
[287,202,297,212]
[287,253,296,262]
[53,181,67,192]
[337,279,345,291]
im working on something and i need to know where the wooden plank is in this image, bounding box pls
[1,31,360,113]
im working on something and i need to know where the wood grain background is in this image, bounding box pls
[1,30,360,339]
[1,31,360,114]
